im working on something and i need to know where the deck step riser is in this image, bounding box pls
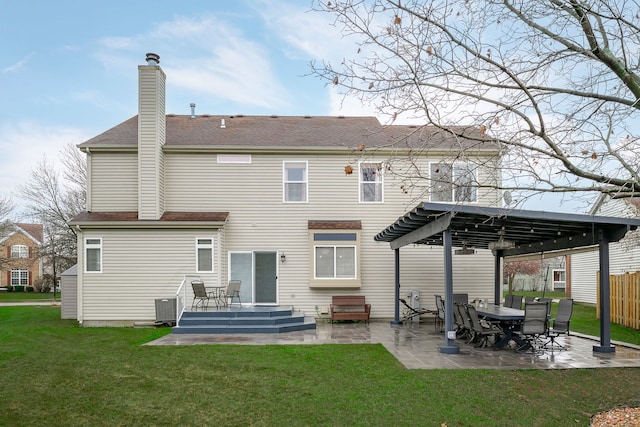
[173,306,316,334]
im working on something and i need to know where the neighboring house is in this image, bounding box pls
[0,222,44,289]
[69,53,503,326]
[571,195,640,304]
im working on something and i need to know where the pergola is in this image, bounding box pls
[375,202,640,354]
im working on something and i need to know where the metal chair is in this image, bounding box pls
[510,295,523,310]
[545,298,573,351]
[191,280,211,311]
[516,302,549,353]
[434,295,445,332]
[504,294,513,307]
[223,280,242,306]
[465,304,503,348]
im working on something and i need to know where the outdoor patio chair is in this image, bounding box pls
[504,294,513,307]
[510,295,523,310]
[456,303,474,343]
[191,280,211,311]
[516,302,549,353]
[434,295,445,332]
[465,303,503,348]
[544,298,573,351]
[453,302,468,340]
[222,280,242,306]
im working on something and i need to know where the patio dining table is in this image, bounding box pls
[475,304,525,349]
[206,285,227,308]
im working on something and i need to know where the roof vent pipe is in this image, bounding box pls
[145,52,160,65]
[220,119,226,129]
[190,103,196,119]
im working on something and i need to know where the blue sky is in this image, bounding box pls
[0,0,372,206]
[0,0,591,214]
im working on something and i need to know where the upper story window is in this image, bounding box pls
[359,162,383,203]
[196,238,214,273]
[11,245,28,258]
[430,162,477,202]
[283,161,308,203]
[85,238,102,273]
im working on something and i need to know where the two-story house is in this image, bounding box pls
[69,53,502,326]
[0,222,43,290]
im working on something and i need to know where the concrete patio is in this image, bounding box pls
[147,319,640,370]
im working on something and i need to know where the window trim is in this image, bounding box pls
[429,161,478,203]
[282,160,308,203]
[358,161,384,203]
[11,244,28,259]
[196,237,215,273]
[11,269,29,286]
[309,230,361,288]
[84,238,102,273]
[313,245,357,279]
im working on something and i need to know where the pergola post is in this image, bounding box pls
[390,248,402,326]
[594,233,615,353]
[439,229,459,354]
[494,251,502,305]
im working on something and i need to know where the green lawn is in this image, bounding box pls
[1,306,640,426]
[0,290,60,301]
[508,291,640,346]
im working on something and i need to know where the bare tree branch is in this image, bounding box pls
[310,0,640,207]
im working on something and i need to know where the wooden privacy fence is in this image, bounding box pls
[597,272,640,329]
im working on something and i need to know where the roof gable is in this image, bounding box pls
[0,223,43,245]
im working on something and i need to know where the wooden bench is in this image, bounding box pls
[330,295,371,323]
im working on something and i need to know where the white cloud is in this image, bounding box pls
[254,1,359,64]
[0,121,90,201]
[3,54,34,73]
[95,15,291,111]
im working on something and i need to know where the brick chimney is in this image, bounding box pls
[137,53,166,220]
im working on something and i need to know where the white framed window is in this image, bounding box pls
[11,269,28,286]
[196,238,214,273]
[359,162,383,203]
[85,238,102,273]
[430,162,477,202]
[11,245,28,258]
[314,246,356,279]
[217,154,252,164]
[283,161,308,203]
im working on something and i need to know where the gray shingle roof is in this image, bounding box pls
[78,115,497,151]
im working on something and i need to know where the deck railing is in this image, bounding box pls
[176,274,200,323]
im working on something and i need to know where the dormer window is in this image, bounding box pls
[11,245,28,258]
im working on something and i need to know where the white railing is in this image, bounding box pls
[176,274,200,323]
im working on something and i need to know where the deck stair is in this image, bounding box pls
[172,306,316,334]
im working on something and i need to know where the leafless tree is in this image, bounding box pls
[311,0,640,208]
[18,143,86,292]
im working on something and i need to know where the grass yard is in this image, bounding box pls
[2,306,640,426]
[0,291,60,301]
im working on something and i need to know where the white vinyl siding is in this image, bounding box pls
[162,151,499,315]
[571,197,640,304]
[90,152,138,210]
[78,228,223,323]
